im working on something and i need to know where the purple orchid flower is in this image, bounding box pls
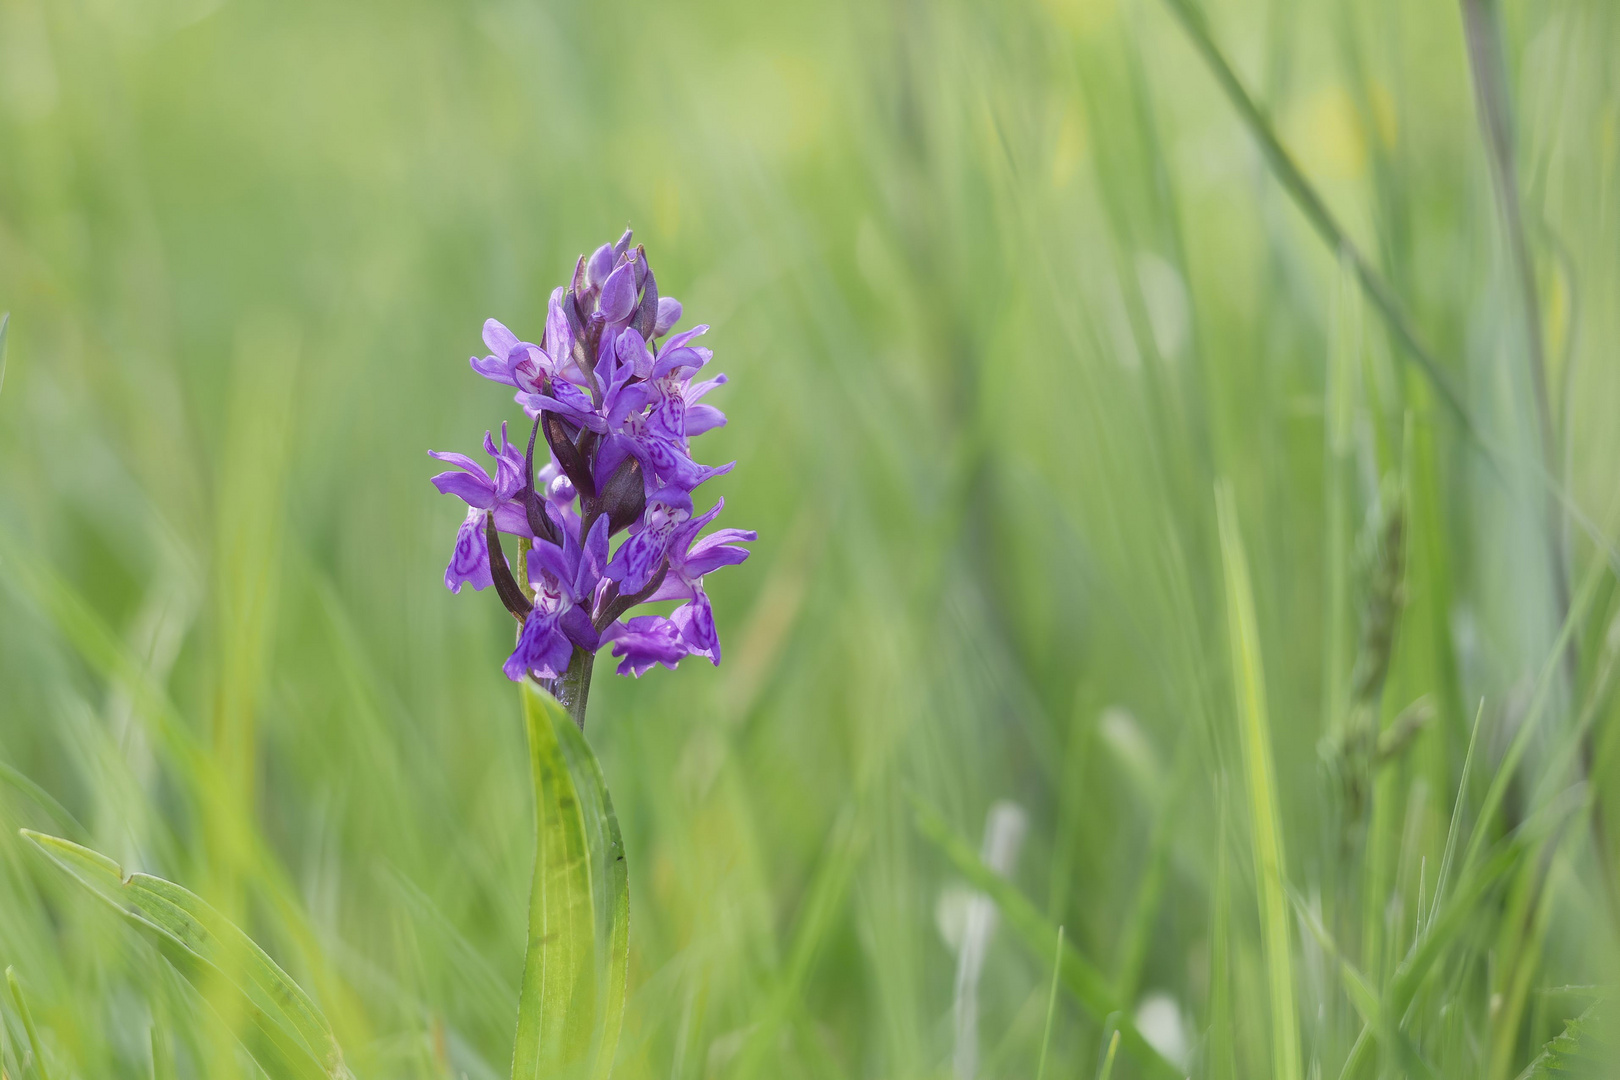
[432,228,755,708]
[645,498,755,663]
[603,615,691,677]
[504,516,610,681]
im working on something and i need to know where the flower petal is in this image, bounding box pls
[654,297,682,336]
[471,354,516,385]
[504,608,572,681]
[445,511,493,593]
[599,262,637,323]
[483,318,520,359]
[671,590,720,664]
[430,469,498,509]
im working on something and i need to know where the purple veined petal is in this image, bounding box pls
[586,243,616,287]
[504,607,573,681]
[607,615,689,677]
[684,404,727,437]
[669,498,725,553]
[604,527,669,594]
[471,354,517,386]
[671,589,720,664]
[527,538,576,597]
[599,262,637,323]
[612,228,634,257]
[604,489,690,593]
[645,391,686,443]
[430,469,498,510]
[483,318,521,359]
[638,437,695,488]
[445,510,494,593]
[654,296,682,336]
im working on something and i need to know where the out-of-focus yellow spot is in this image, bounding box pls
[1290,86,1367,180]
[1040,0,1117,39]
[1369,83,1398,148]
[1545,260,1568,367]
[1052,101,1086,188]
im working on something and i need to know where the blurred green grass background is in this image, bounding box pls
[2,0,1619,1076]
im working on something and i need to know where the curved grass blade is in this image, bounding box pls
[511,685,597,1079]
[0,312,9,398]
[19,831,352,1080]
[0,760,87,841]
[6,966,53,1080]
[1096,1029,1120,1080]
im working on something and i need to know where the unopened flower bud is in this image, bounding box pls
[599,263,637,323]
[586,243,615,288]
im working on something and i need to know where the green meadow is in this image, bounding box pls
[2,0,1618,1076]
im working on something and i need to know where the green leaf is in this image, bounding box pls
[511,684,629,1080]
[0,312,9,398]
[1515,1000,1613,1080]
[7,966,53,1080]
[19,831,352,1080]
[553,695,631,1080]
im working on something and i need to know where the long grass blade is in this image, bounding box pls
[1096,1029,1121,1080]
[20,831,352,1079]
[1034,926,1064,1080]
[6,967,52,1080]
[1156,0,1469,429]
[1215,483,1300,1080]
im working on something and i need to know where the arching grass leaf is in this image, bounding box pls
[20,831,352,1080]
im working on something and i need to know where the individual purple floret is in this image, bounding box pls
[428,423,530,593]
[430,229,753,720]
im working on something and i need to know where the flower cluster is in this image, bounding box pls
[430,230,753,681]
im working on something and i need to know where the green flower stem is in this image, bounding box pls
[550,648,595,730]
